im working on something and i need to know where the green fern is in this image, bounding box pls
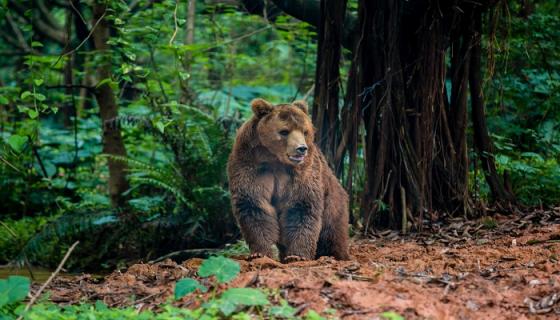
[15,209,118,267]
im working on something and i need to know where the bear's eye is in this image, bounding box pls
[304,131,309,137]
[279,130,290,137]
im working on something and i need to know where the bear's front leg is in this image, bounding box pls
[279,201,322,262]
[233,195,279,258]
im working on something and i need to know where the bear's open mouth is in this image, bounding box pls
[288,155,305,164]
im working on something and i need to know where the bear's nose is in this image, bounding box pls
[296,144,308,155]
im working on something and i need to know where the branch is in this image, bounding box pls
[36,0,63,30]
[8,0,67,44]
[6,12,32,52]
[17,241,79,320]
[270,0,358,49]
[46,84,94,91]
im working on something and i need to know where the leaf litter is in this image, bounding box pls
[35,207,560,319]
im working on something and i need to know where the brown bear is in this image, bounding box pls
[227,98,350,262]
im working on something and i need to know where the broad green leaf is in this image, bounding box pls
[20,91,32,100]
[174,278,207,300]
[96,78,113,88]
[380,311,405,320]
[0,276,30,308]
[220,288,269,306]
[155,121,165,133]
[31,41,43,47]
[27,109,39,119]
[198,256,240,283]
[217,299,237,316]
[269,301,296,318]
[7,134,27,153]
[0,95,9,105]
[34,79,44,86]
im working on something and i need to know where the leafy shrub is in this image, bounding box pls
[2,257,329,320]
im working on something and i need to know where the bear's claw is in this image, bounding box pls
[247,252,265,260]
[283,255,307,263]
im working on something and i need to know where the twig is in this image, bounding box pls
[51,10,107,67]
[302,84,315,101]
[68,0,87,27]
[29,136,48,178]
[0,221,18,238]
[401,185,407,234]
[169,0,180,44]
[0,156,21,173]
[17,241,79,320]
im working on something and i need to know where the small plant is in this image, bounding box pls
[174,256,269,317]
[380,311,405,320]
[1,256,330,319]
[481,216,498,229]
[0,276,30,317]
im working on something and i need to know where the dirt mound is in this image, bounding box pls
[40,208,560,319]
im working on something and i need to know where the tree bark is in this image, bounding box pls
[469,8,515,203]
[180,0,197,104]
[91,3,129,208]
[312,0,346,167]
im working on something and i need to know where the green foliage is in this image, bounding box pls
[220,288,269,307]
[0,276,30,309]
[198,256,241,284]
[482,2,560,206]
[174,278,207,300]
[380,311,405,320]
[218,240,251,257]
[0,217,49,264]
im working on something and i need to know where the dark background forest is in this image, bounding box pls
[1,0,559,273]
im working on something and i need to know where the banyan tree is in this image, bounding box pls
[245,0,515,231]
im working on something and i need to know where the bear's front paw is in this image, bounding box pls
[283,255,307,263]
[247,252,266,261]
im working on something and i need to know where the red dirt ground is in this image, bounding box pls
[40,208,560,319]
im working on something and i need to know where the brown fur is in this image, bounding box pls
[227,98,350,262]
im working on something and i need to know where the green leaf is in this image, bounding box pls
[0,95,9,105]
[96,78,113,88]
[305,310,325,320]
[34,79,44,86]
[7,134,27,153]
[27,109,39,119]
[198,256,240,283]
[269,301,296,318]
[31,41,43,47]
[20,91,32,100]
[174,278,207,300]
[35,93,46,101]
[220,288,269,306]
[155,121,165,134]
[380,311,405,320]
[0,276,30,308]
[179,72,190,80]
[217,299,237,316]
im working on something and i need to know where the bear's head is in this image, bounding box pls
[251,98,314,166]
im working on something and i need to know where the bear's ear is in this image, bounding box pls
[292,100,308,114]
[251,98,274,118]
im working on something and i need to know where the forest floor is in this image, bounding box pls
[39,207,560,320]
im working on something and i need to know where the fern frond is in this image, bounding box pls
[131,176,189,205]
[16,209,118,264]
[105,154,180,184]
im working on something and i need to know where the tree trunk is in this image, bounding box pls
[312,0,346,168]
[91,3,129,208]
[469,8,515,203]
[180,0,197,104]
